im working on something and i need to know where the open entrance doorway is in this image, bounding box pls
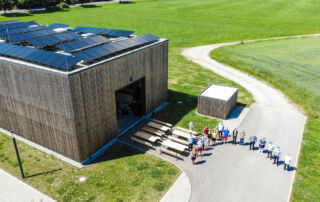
[115,78,146,133]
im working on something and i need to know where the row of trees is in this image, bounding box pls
[0,0,102,14]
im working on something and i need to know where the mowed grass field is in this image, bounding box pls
[0,134,180,202]
[2,0,320,47]
[1,0,320,201]
[211,37,320,201]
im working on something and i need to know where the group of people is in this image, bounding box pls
[188,121,293,171]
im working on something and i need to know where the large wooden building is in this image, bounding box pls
[0,21,168,162]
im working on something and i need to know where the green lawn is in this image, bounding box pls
[0,133,180,202]
[1,0,320,200]
[2,0,320,47]
[211,37,320,201]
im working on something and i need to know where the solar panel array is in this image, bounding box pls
[73,26,134,37]
[48,23,69,29]
[56,35,110,52]
[0,20,20,26]
[7,29,57,43]
[74,34,159,62]
[0,20,161,71]
[0,25,48,38]
[28,31,82,47]
[0,42,81,70]
[0,21,38,31]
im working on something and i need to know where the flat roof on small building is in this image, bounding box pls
[200,84,238,101]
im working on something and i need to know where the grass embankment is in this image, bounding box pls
[1,0,320,200]
[0,133,180,202]
[155,48,253,132]
[210,37,320,201]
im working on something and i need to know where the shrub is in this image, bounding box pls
[66,0,78,4]
[136,162,149,170]
[151,169,163,178]
[168,168,177,175]
[153,181,165,191]
[58,2,69,9]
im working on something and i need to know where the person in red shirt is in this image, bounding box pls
[203,125,209,135]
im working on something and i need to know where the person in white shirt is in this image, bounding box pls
[267,142,275,159]
[217,122,224,140]
[189,121,194,131]
[284,153,292,171]
[197,139,203,157]
[273,146,281,166]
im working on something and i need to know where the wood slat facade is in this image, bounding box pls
[198,84,238,119]
[0,40,168,162]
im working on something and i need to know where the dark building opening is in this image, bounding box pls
[115,77,146,133]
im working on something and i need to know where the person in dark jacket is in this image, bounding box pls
[232,128,238,145]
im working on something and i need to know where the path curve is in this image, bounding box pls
[179,34,315,202]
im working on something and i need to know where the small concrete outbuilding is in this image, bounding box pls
[197,84,238,119]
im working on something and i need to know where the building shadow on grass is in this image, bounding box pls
[30,8,69,15]
[81,4,102,8]
[1,12,32,17]
[92,142,144,164]
[154,90,248,127]
[119,1,135,4]
[154,90,198,125]
[25,168,62,178]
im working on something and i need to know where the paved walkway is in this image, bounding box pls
[0,168,55,202]
[155,35,318,202]
[177,35,311,202]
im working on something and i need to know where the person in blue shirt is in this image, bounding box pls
[273,146,281,166]
[201,135,206,150]
[249,135,257,151]
[258,137,267,154]
[223,127,230,144]
[188,134,194,151]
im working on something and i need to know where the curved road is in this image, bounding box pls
[178,36,311,202]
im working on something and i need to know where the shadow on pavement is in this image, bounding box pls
[287,167,297,172]
[195,160,206,165]
[203,153,212,157]
[227,105,246,119]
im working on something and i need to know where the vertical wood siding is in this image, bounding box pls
[198,84,238,120]
[0,41,168,162]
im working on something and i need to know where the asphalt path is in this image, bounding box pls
[176,36,309,202]
[0,168,54,202]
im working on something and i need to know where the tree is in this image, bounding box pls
[17,0,38,9]
[79,0,89,6]
[0,0,17,14]
[43,0,60,9]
